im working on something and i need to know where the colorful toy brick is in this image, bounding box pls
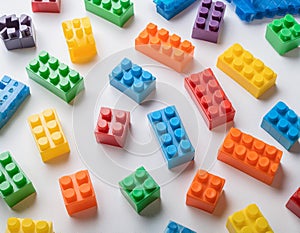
[261,101,300,150]
[27,108,70,162]
[119,166,160,213]
[31,0,61,13]
[0,151,36,207]
[192,0,226,43]
[59,170,97,215]
[286,187,300,218]
[186,170,225,213]
[217,127,282,185]
[109,58,156,104]
[135,23,195,73]
[6,217,53,233]
[216,43,277,98]
[184,68,235,130]
[62,17,97,63]
[147,105,195,169]
[26,51,84,103]
[266,14,300,55]
[226,204,274,233]
[0,76,30,129]
[0,14,35,50]
[164,220,196,233]
[94,107,130,147]
[153,0,197,20]
[226,0,300,22]
[84,0,134,27]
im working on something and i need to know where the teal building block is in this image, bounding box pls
[26,51,84,103]
[119,166,160,213]
[0,151,36,207]
[84,0,134,27]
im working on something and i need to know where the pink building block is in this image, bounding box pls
[31,0,61,13]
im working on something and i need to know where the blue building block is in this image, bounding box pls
[109,58,156,104]
[147,105,195,169]
[261,101,300,150]
[0,76,30,129]
[164,220,196,233]
[226,0,300,22]
[153,0,197,20]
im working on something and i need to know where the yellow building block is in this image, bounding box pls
[62,17,97,63]
[226,204,274,233]
[6,217,53,233]
[28,108,70,162]
[217,43,277,98]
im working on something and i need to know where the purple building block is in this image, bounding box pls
[0,14,36,50]
[192,0,226,43]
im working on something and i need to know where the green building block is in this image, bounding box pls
[0,151,36,207]
[119,166,160,213]
[265,14,300,55]
[84,0,134,27]
[26,51,84,103]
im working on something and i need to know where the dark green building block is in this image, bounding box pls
[0,151,36,207]
[26,51,84,103]
[119,166,160,213]
[265,14,300,55]
[84,0,134,27]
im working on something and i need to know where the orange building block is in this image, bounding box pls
[186,170,225,213]
[135,23,194,73]
[218,128,283,185]
[59,170,97,215]
[62,17,97,63]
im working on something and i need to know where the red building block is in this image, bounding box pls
[286,187,300,218]
[59,170,97,215]
[218,128,283,185]
[94,107,130,148]
[186,170,225,213]
[184,68,235,130]
[31,0,61,13]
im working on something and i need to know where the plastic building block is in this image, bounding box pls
[0,14,35,50]
[265,14,300,55]
[286,187,300,218]
[164,220,196,233]
[62,17,97,63]
[6,217,53,233]
[225,0,300,22]
[31,0,61,13]
[84,0,134,27]
[261,101,300,150]
[0,76,30,129]
[216,43,277,98]
[26,51,84,103]
[147,105,195,169]
[27,108,70,162]
[153,0,197,20]
[192,0,226,43]
[135,23,195,73]
[94,107,130,147]
[59,170,97,215]
[217,127,282,185]
[184,68,235,130]
[226,204,274,233]
[186,170,225,213]
[0,151,36,208]
[109,58,156,104]
[119,166,160,213]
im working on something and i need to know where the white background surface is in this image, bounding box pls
[1,0,300,232]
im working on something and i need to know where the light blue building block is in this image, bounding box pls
[0,76,30,129]
[147,106,194,169]
[164,220,196,233]
[153,0,197,20]
[261,101,300,150]
[109,58,156,104]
